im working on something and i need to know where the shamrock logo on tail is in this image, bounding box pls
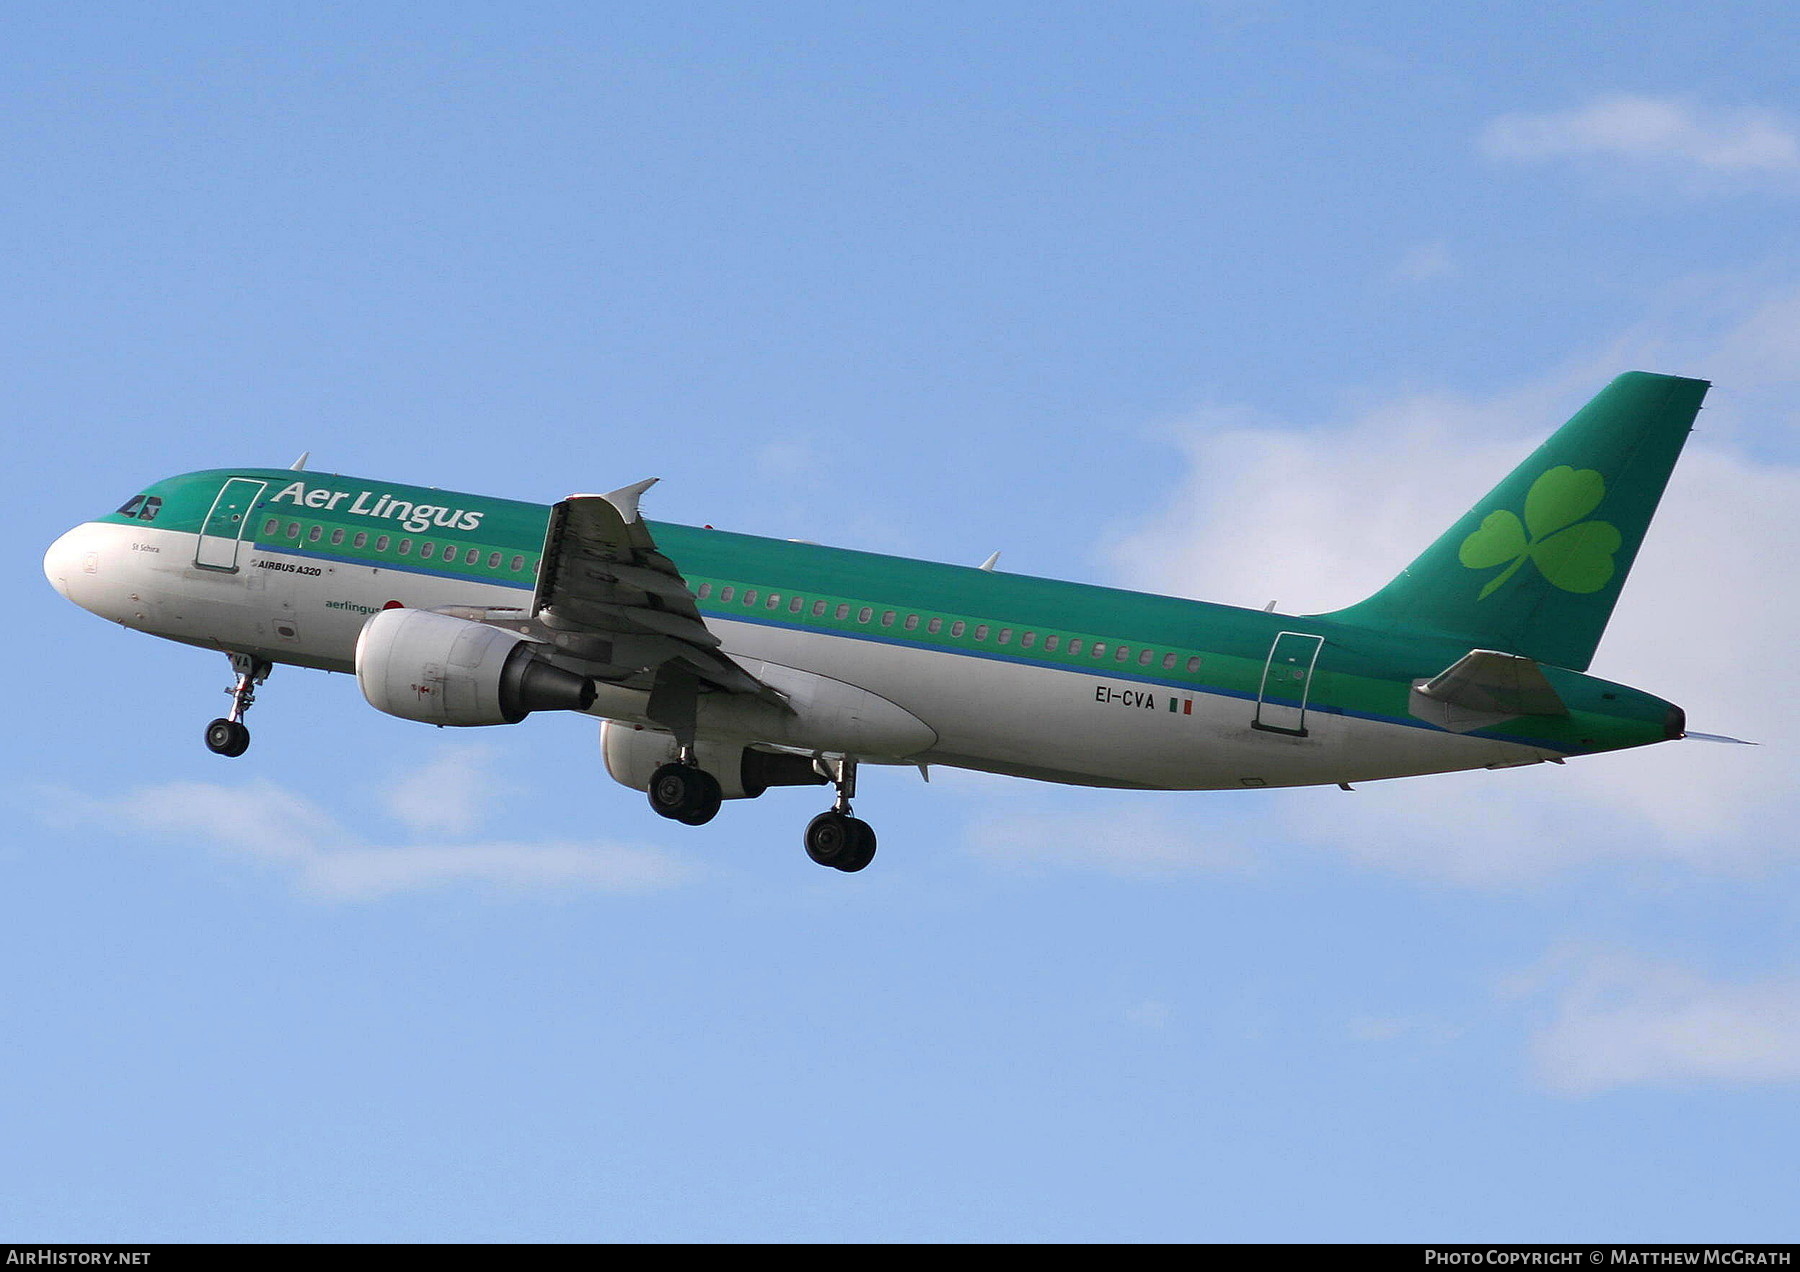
[1458,466,1622,599]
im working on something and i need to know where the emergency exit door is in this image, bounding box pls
[195,478,268,571]
[1254,631,1324,736]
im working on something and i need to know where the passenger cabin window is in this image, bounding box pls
[974,624,988,641]
[419,542,434,559]
[904,615,919,631]
[1162,652,1177,670]
[790,597,803,613]
[330,528,345,546]
[812,600,827,617]
[354,532,368,549]
[286,522,301,539]
[308,525,323,543]
[1021,632,1036,648]
[1067,639,1082,655]
[720,586,735,602]
[376,535,390,552]
[835,604,850,620]
[857,607,873,624]
[928,618,943,635]
[743,589,758,605]
[696,583,712,599]
[1139,649,1154,666]
[263,517,281,536]
[881,611,895,627]
[487,552,501,569]
[1186,656,1202,673]
[1044,635,1058,652]
[767,593,781,609]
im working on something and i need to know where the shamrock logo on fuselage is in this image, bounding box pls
[1458,466,1622,599]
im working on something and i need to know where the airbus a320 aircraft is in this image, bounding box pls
[46,373,1724,873]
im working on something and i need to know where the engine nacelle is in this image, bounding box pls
[600,720,827,800]
[356,608,595,727]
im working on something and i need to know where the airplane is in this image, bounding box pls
[44,371,1725,874]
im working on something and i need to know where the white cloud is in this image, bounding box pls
[1482,95,1800,187]
[382,742,511,837]
[1346,1014,1462,1047]
[48,762,698,900]
[966,799,1259,878]
[1124,1000,1173,1029]
[1392,241,1456,283]
[1086,280,1800,886]
[1511,945,1800,1095]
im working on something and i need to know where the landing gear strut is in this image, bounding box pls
[204,653,270,757]
[640,744,879,873]
[804,757,876,873]
[646,747,723,826]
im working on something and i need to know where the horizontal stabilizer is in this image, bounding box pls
[1410,649,1566,734]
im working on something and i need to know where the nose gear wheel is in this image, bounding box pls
[204,653,270,757]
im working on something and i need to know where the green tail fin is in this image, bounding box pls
[1320,371,1708,671]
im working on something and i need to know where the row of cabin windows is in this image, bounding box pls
[691,580,1203,674]
[263,517,535,574]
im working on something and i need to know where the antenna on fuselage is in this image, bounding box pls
[978,551,1001,572]
[289,451,310,471]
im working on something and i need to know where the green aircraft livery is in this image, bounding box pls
[46,372,1719,873]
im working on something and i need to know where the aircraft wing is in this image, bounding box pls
[530,480,772,700]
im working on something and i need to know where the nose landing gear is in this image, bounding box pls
[204,653,270,757]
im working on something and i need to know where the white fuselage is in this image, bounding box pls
[45,519,1558,791]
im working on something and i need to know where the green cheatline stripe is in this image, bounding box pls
[113,467,1667,754]
[687,591,1633,755]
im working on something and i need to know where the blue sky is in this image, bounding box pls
[8,2,1800,1242]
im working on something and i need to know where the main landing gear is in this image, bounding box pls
[646,750,724,827]
[643,751,877,873]
[204,653,270,757]
[803,757,876,874]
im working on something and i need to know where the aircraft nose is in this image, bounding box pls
[44,524,99,603]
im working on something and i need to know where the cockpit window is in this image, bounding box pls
[115,494,163,522]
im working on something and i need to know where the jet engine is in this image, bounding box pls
[600,720,827,800]
[356,607,595,727]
